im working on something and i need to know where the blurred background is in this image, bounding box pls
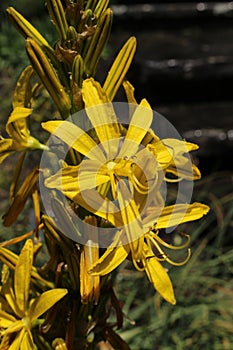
[0,1,233,349]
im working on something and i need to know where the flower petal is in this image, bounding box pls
[89,240,129,276]
[155,203,210,229]
[0,310,16,328]
[42,120,105,162]
[69,189,123,226]
[123,80,137,104]
[45,160,110,194]
[14,239,33,314]
[82,78,121,159]
[118,99,153,158]
[6,107,32,143]
[20,330,35,350]
[30,288,68,322]
[144,244,176,305]
[117,180,144,259]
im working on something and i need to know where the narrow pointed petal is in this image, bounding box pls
[82,78,121,159]
[155,203,210,229]
[42,120,105,162]
[64,189,122,227]
[89,241,129,276]
[20,331,35,350]
[123,80,137,104]
[117,180,144,259]
[0,310,16,328]
[118,99,153,158]
[145,246,176,305]
[12,66,35,109]
[6,107,32,140]
[1,320,23,337]
[14,239,33,314]
[30,288,68,322]
[45,161,109,194]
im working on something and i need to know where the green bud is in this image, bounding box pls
[46,0,68,42]
[72,54,84,87]
[83,9,113,77]
[26,39,71,118]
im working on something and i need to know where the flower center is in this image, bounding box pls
[105,158,152,199]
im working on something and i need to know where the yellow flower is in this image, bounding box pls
[0,240,68,349]
[0,66,48,164]
[42,78,199,205]
[42,78,158,202]
[88,180,209,304]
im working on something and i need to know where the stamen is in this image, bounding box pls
[150,231,191,250]
[164,176,183,183]
[165,248,191,266]
[146,235,167,261]
[132,258,146,272]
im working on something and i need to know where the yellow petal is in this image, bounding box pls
[117,180,144,259]
[20,330,35,350]
[1,320,23,336]
[0,246,53,289]
[123,80,137,104]
[118,99,153,158]
[80,222,100,304]
[147,141,173,169]
[155,203,210,229]
[82,78,121,159]
[0,310,16,328]
[166,160,201,181]
[145,246,176,305]
[42,120,105,162]
[30,289,68,322]
[6,107,32,140]
[14,240,33,314]
[103,37,137,101]
[12,66,35,109]
[162,139,199,153]
[45,160,109,194]
[89,242,129,276]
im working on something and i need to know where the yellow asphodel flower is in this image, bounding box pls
[88,180,209,305]
[42,78,199,203]
[0,106,48,164]
[0,240,68,349]
[42,77,159,201]
[0,66,48,164]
